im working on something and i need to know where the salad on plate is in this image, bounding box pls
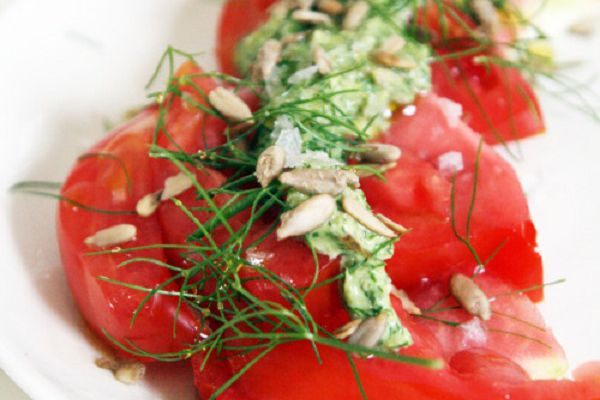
[15,0,600,398]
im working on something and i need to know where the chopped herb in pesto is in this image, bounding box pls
[236,0,433,350]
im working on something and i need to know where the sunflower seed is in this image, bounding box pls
[372,50,416,69]
[208,87,254,123]
[96,356,146,385]
[354,143,401,164]
[291,9,332,25]
[277,194,336,240]
[376,213,409,235]
[84,224,137,247]
[161,172,193,200]
[380,35,406,54]
[391,286,421,315]
[450,273,491,321]
[136,192,161,217]
[251,39,282,82]
[569,16,596,37]
[343,1,369,30]
[348,313,387,348]
[256,145,286,187]
[317,0,344,15]
[279,168,359,195]
[333,319,362,340]
[312,46,332,74]
[342,192,396,237]
[472,0,500,36]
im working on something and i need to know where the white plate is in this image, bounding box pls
[0,1,599,399]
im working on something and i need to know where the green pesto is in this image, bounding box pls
[236,0,428,350]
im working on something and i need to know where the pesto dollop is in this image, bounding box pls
[237,0,432,350]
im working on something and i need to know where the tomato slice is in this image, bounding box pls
[362,94,543,300]
[191,274,597,400]
[57,63,227,358]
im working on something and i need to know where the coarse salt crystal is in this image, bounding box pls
[437,151,464,173]
[460,317,487,347]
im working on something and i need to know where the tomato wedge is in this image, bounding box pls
[58,63,226,358]
[191,275,598,400]
[362,94,543,300]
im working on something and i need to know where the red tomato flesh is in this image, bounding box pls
[363,94,543,300]
[58,63,226,358]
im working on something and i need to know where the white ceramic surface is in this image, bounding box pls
[0,0,599,399]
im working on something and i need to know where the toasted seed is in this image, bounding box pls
[251,39,282,82]
[348,313,387,348]
[114,362,146,385]
[84,224,137,247]
[391,286,421,315]
[279,168,359,195]
[277,194,336,240]
[96,356,146,384]
[334,319,362,340]
[312,46,332,75]
[355,143,401,164]
[161,172,193,201]
[256,145,286,187]
[450,273,491,321]
[208,87,254,122]
[472,0,500,36]
[342,192,395,237]
[569,16,595,37]
[317,0,344,15]
[372,50,416,69]
[136,192,160,217]
[380,35,406,54]
[343,1,369,30]
[376,213,409,235]
[291,9,332,25]
[352,162,397,178]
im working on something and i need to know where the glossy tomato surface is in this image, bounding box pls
[363,94,543,300]
[192,275,598,400]
[58,63,225,358]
